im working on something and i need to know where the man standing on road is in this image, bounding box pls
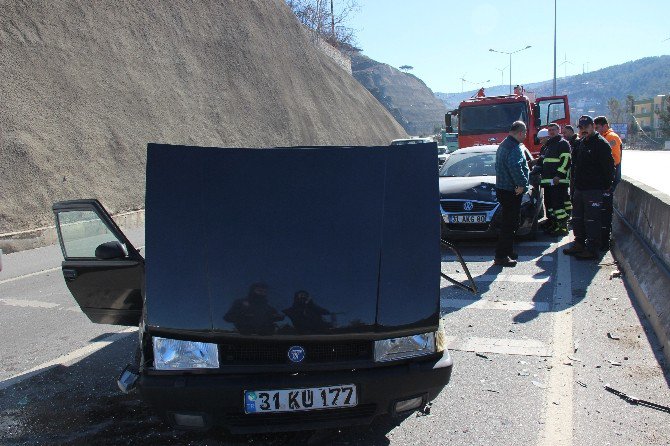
[563,116,614,260]
[494,121,530,267]
[537,123,572,236]
[594,116,622,250]
[563,125,579,150]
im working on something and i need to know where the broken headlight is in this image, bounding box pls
[152,337,219,370]
[374,332,436,362]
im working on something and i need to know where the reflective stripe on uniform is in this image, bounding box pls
[564,201,573,210]
[557,152,571,174]
[554,209,569,220]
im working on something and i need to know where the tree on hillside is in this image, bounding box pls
[286,0,360,48]
[399,65,414,71]
[607,98,623,123]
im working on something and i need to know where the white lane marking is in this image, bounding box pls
[445,336,552,357]
[441,298,551,312]
[444,273,550,284]
[0,298,59,309]
[539,236,573,446]
[443,255,553,263]
[0,267,60,285]
[0,328,137,391]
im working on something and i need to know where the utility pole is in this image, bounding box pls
[330,0,335,45]
[553,0,557,95]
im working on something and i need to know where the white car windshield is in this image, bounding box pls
[439,152,497,177]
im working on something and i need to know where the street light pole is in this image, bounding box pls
[553,0,557,95]
[489,45,532,95]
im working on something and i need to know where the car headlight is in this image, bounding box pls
[152,337,219,370]
[374,332,436,362]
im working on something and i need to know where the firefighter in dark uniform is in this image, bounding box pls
[536,123,571,236]
[563,116,615,260]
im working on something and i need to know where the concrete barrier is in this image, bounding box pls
[612,176,670,364]
[0,209,145,254]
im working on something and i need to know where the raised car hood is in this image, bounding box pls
[439,177,498,201]
[145,144,440,338]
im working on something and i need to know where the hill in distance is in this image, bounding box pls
[351,52,446,136]
[0,0,407,233]
[436,55,670,122]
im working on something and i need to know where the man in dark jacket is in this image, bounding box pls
[537,123,572,236]
[494,120,530,267]
[563,116,614,260]
[563,125,579,150]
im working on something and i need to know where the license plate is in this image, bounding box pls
[449,214,486,224]
[244,384,357,414]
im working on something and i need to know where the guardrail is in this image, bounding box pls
[612,176,670,364]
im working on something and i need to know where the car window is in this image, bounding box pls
[56,210,127,258]
[439,152,497,177]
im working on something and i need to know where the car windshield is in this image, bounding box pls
[439,152,497,177]
[459,102,528,135]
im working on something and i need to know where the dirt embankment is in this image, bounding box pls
[0,0,407,233]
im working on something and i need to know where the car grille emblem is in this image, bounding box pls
[288,345,306,363]
[463,201,474,211]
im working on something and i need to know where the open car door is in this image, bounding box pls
[52,199,144,326]
[535,95,571,129]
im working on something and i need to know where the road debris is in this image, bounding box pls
[518,369,530,376]
[608,332,621,340]
[476,352,492,361]
[604,385,670,413]
[573,339,580,353]
[567,355,583,362]
[607,360,622,366]
[577,381,587,388]
[532,380,548,389]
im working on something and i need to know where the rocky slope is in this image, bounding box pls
[0,0,406,233]
[351,53,446,136]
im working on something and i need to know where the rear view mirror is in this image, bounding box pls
[95,241,127,260]
[445,114,453,133]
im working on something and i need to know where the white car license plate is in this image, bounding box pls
[449,214,486,224]
[244,384,357,414]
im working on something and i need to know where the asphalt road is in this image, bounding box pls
[1,229,669,445]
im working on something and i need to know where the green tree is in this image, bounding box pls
[399,65,414,71]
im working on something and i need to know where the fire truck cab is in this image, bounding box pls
[445,87,570,157]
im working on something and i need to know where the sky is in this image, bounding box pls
[348,0,670,93]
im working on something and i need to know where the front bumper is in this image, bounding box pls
[440,203,537,239]
[139,350,453,433]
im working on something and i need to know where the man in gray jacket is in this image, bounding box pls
[494,121,530,267]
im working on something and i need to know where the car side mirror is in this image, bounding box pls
[95,241,127,260]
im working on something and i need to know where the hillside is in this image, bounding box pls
[351,53,446,135]
[437,55,670,120]
[0,0,407,233]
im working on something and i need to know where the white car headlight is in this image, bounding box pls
[152,337,219,370]
[374,332,436,362]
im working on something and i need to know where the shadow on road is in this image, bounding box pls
[0,335,402,445]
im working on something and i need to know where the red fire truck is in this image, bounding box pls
[445,86,570,157]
